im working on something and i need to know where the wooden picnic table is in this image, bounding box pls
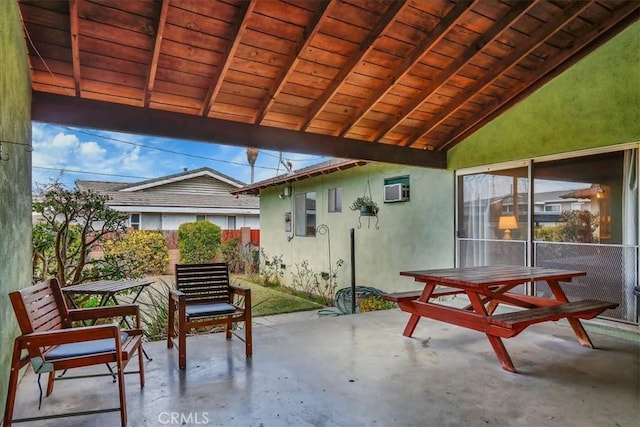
[384,265,618,372]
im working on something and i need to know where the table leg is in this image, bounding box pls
[111,292,153,361]
[402,282,437,337]
[466,291,517,372]
[547,279,595,348]
[486,335,516,373]
[402,314,421,337]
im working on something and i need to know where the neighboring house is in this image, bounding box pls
[233,159,455,296]
[76,167,260,232]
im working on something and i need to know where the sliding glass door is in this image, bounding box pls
[456,149,639,324]
[532,150,637,323]
[457,166,529,268]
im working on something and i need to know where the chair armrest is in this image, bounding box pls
[69,304,139,321]
[230,286,251,309]
[169,288,185,302]
[230,285,250,296]
[16,323,121,349]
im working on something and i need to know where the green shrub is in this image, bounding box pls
[178,221,222,264]
[103,230,169,276]
[221,238,245,273]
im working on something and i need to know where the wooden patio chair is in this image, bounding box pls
[3,278,145,427]
[168,263,252,369]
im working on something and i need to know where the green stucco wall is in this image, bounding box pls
[448,22,640,170]
[0,0,33,416]
[260,164,454,293]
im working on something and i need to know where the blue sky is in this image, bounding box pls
[31,122,330,189]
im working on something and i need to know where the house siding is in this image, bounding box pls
[0,1,33,415]
[159,213,259,230]
[448,23,640,169]
[260,163,455,293]
[141,175,237,194]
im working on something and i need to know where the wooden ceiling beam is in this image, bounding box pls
[254,0,334,125]
[337,0,475,137]
[69,0,81,97]
[143,0,170,107]
[371,0,536,143]
[440,3,640,151]
[32,91,447,168]
[199,0,256,117]
[300,0,406,131]
[405,0,594,148]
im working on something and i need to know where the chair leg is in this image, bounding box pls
[226,318,232,340]
[46,371,55,396]
[178,318,187,370]
[3,341,23,427]
[245,318,252,358]
[138,344,145,388]
[116,356,127,426]
[167,295,175,349]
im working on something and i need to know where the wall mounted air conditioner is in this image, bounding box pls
[383,183,409,203]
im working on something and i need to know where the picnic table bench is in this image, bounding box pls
[383,265,618,372]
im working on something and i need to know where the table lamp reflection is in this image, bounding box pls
[498,215,518,240]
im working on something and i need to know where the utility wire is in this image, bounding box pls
[33,166,153,180]
[60,126,280,171]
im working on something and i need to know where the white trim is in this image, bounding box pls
[455,143,640,176]
[455,160,529,176]
[111,205,259,215]
[120,170,242,192]
[532,142,640,163]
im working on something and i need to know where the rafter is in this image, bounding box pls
[254,0,334,125]
[404,0,594,149]
[336,0,475,137]
[69,0,81,97]
[143,0,170,108]
[32,91,447,168]
[199,0,256,117]
[300,0,406,131]
[439,2,640,151]
[371,0,535,143]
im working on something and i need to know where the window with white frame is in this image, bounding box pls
[328,187,342,212]
[129,213,141,230]
[228,216,236,230]
[295,192,316,236]
[544,204,561,212]
[196,215,206,222]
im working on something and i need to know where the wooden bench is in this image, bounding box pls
[485,299,618,330]
[382,287,464,303]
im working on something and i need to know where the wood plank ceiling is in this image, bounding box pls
[19,0,639,168]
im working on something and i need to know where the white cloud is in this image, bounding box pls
[78,141,106,158]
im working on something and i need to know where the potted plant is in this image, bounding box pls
[349,196,379,216]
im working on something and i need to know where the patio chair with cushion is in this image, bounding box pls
[168,262,252,369]
[3,278,145,427]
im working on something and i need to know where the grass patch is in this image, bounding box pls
[233,276,324,317]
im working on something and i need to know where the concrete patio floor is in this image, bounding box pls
[8,308,640,427]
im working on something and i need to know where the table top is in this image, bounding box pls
[62,279,154,294]
[400,265,586,288]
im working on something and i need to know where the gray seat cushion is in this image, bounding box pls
[45,332,129,360]
[186,303,237,318]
